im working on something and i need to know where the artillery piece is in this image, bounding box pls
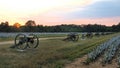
[94,32,100,37]
[86,32,93,38]
[63,33,79,41]
[11,34,39,50]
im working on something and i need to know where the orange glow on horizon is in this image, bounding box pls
[35,17,120,26]
[13,23,21,28]
[3,17,120,26]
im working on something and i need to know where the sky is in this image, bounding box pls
[0,0,120,26]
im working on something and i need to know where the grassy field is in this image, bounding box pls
[38,33,67,38]
[0,37,14,42]
[0,33,67,42]
[0,33,119,68]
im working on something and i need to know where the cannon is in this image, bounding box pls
[81,33,86,40]
[94,32,100,37]
[63,33,79,41]
[86,32,93,38]
[10,34,39,50]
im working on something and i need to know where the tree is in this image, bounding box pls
[11,23,21,32]
[0,21,11,32]
[25,20,36,26]
[82,24,107,32]
[23,20,37,32]
[13,23,21,28]
[112,22,120,32]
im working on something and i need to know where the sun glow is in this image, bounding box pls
[13,23,21,28]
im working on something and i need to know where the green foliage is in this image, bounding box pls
[1,20,120,32]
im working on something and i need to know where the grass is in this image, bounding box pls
[0,37,14,42]
[38,33,67,38]
[0,33,119,68]
[0,33,67,42]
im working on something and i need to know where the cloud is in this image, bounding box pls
[64,0,120,19]
[0,0,119,26]
[19,0,120,26]
[0,0,98,25]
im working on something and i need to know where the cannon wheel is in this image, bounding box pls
[71,35,79,41]
[27,34,39,48]
[15,34,28,50]
[75,35,79,41]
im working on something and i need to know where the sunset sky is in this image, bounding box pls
[0,0,120,26]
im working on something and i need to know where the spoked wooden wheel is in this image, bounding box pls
[27,34,39,48]
[15,34,27,50]
[74,35,79,41]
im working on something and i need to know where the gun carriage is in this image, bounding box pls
[13,34,39,50]
[63,33,79,41]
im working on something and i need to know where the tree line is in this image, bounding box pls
[0,20,120,32]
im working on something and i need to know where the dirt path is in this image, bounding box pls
[0,37,65,45]
[64,55,119,68]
